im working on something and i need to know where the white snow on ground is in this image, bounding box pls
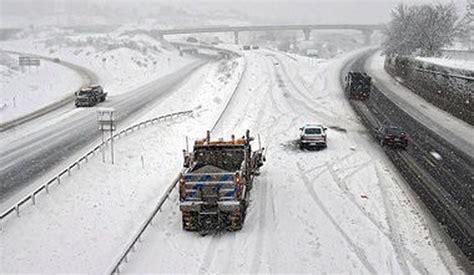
[0,49,463,274]
[366,52,474,156]
[0,57,244,274]
[0,52,83,124]
[416,55,474,71]
[121,49,461,274]
[0,31,196,97]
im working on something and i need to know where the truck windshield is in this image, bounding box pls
[385,127,404,136]
[305,128,321,135]
[78,90,91,95]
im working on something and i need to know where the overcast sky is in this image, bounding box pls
[0,0,469,27]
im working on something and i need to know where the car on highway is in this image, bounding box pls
[299,124,328,149]
[75,85,107,107]
[375,125,409,149]
[242,45,251,50]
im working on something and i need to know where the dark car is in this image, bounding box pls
[375,126,409,149]
[251,45,259,49]
[242,45,251,50]
[75,85,107,107]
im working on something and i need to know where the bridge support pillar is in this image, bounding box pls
[362,30,373,45]
[303,29,311,41]
[233,31,240,44]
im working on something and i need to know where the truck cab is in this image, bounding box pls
[345,72,371,100]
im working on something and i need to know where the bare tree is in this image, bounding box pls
[383,3,464,56]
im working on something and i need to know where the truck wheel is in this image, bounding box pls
[379,139,384,147]
[227,214,242,231]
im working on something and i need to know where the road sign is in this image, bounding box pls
[19,56,40,66]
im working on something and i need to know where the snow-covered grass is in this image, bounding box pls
[0,52,83,124]
[0,31,196,97]
[416,55,474,71]
[0,57,244,274]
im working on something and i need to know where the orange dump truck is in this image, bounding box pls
[179,130,265,235]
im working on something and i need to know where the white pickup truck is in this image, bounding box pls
[299,124,328,149]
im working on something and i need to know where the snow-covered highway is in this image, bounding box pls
[117,50,463,274]
[1,48,469,274]
[0,58,206,205]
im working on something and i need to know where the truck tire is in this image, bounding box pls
[182,213,197,231]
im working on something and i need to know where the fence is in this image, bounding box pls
[384,55,474,125]
[0,110,193,223]
[109,172,182,274]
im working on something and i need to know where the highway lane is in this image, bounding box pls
[0,59,208,201]
[344,51,474,262]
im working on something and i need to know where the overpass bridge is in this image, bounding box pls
[150,24,385,44]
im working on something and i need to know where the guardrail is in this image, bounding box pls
[415,67,474,81]
[109,172,183,275]
[108,54,248,275]
[0,110,193,223]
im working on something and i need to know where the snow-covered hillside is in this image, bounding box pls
[0,30,196,96]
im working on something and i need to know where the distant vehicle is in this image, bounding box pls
[345,72,371,100]
[53,58,61,63]
[186,37,198,43]
[179,130,265,235]
[299,124,328,149]
[274,62,279,66]
[375,125,409,149]
[251,45,259,49]
[75,85,107,107]
[242,45,251,50]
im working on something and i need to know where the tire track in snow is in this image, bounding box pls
[325,154,428,274]
[249,176,269,273]
[326,163,390,236]
[374,165,430,275]
[296,162,377,274]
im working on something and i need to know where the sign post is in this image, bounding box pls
[97,108,116,164]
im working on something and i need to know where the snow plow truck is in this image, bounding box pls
[345,72,371,100]
[179,130,265,235]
